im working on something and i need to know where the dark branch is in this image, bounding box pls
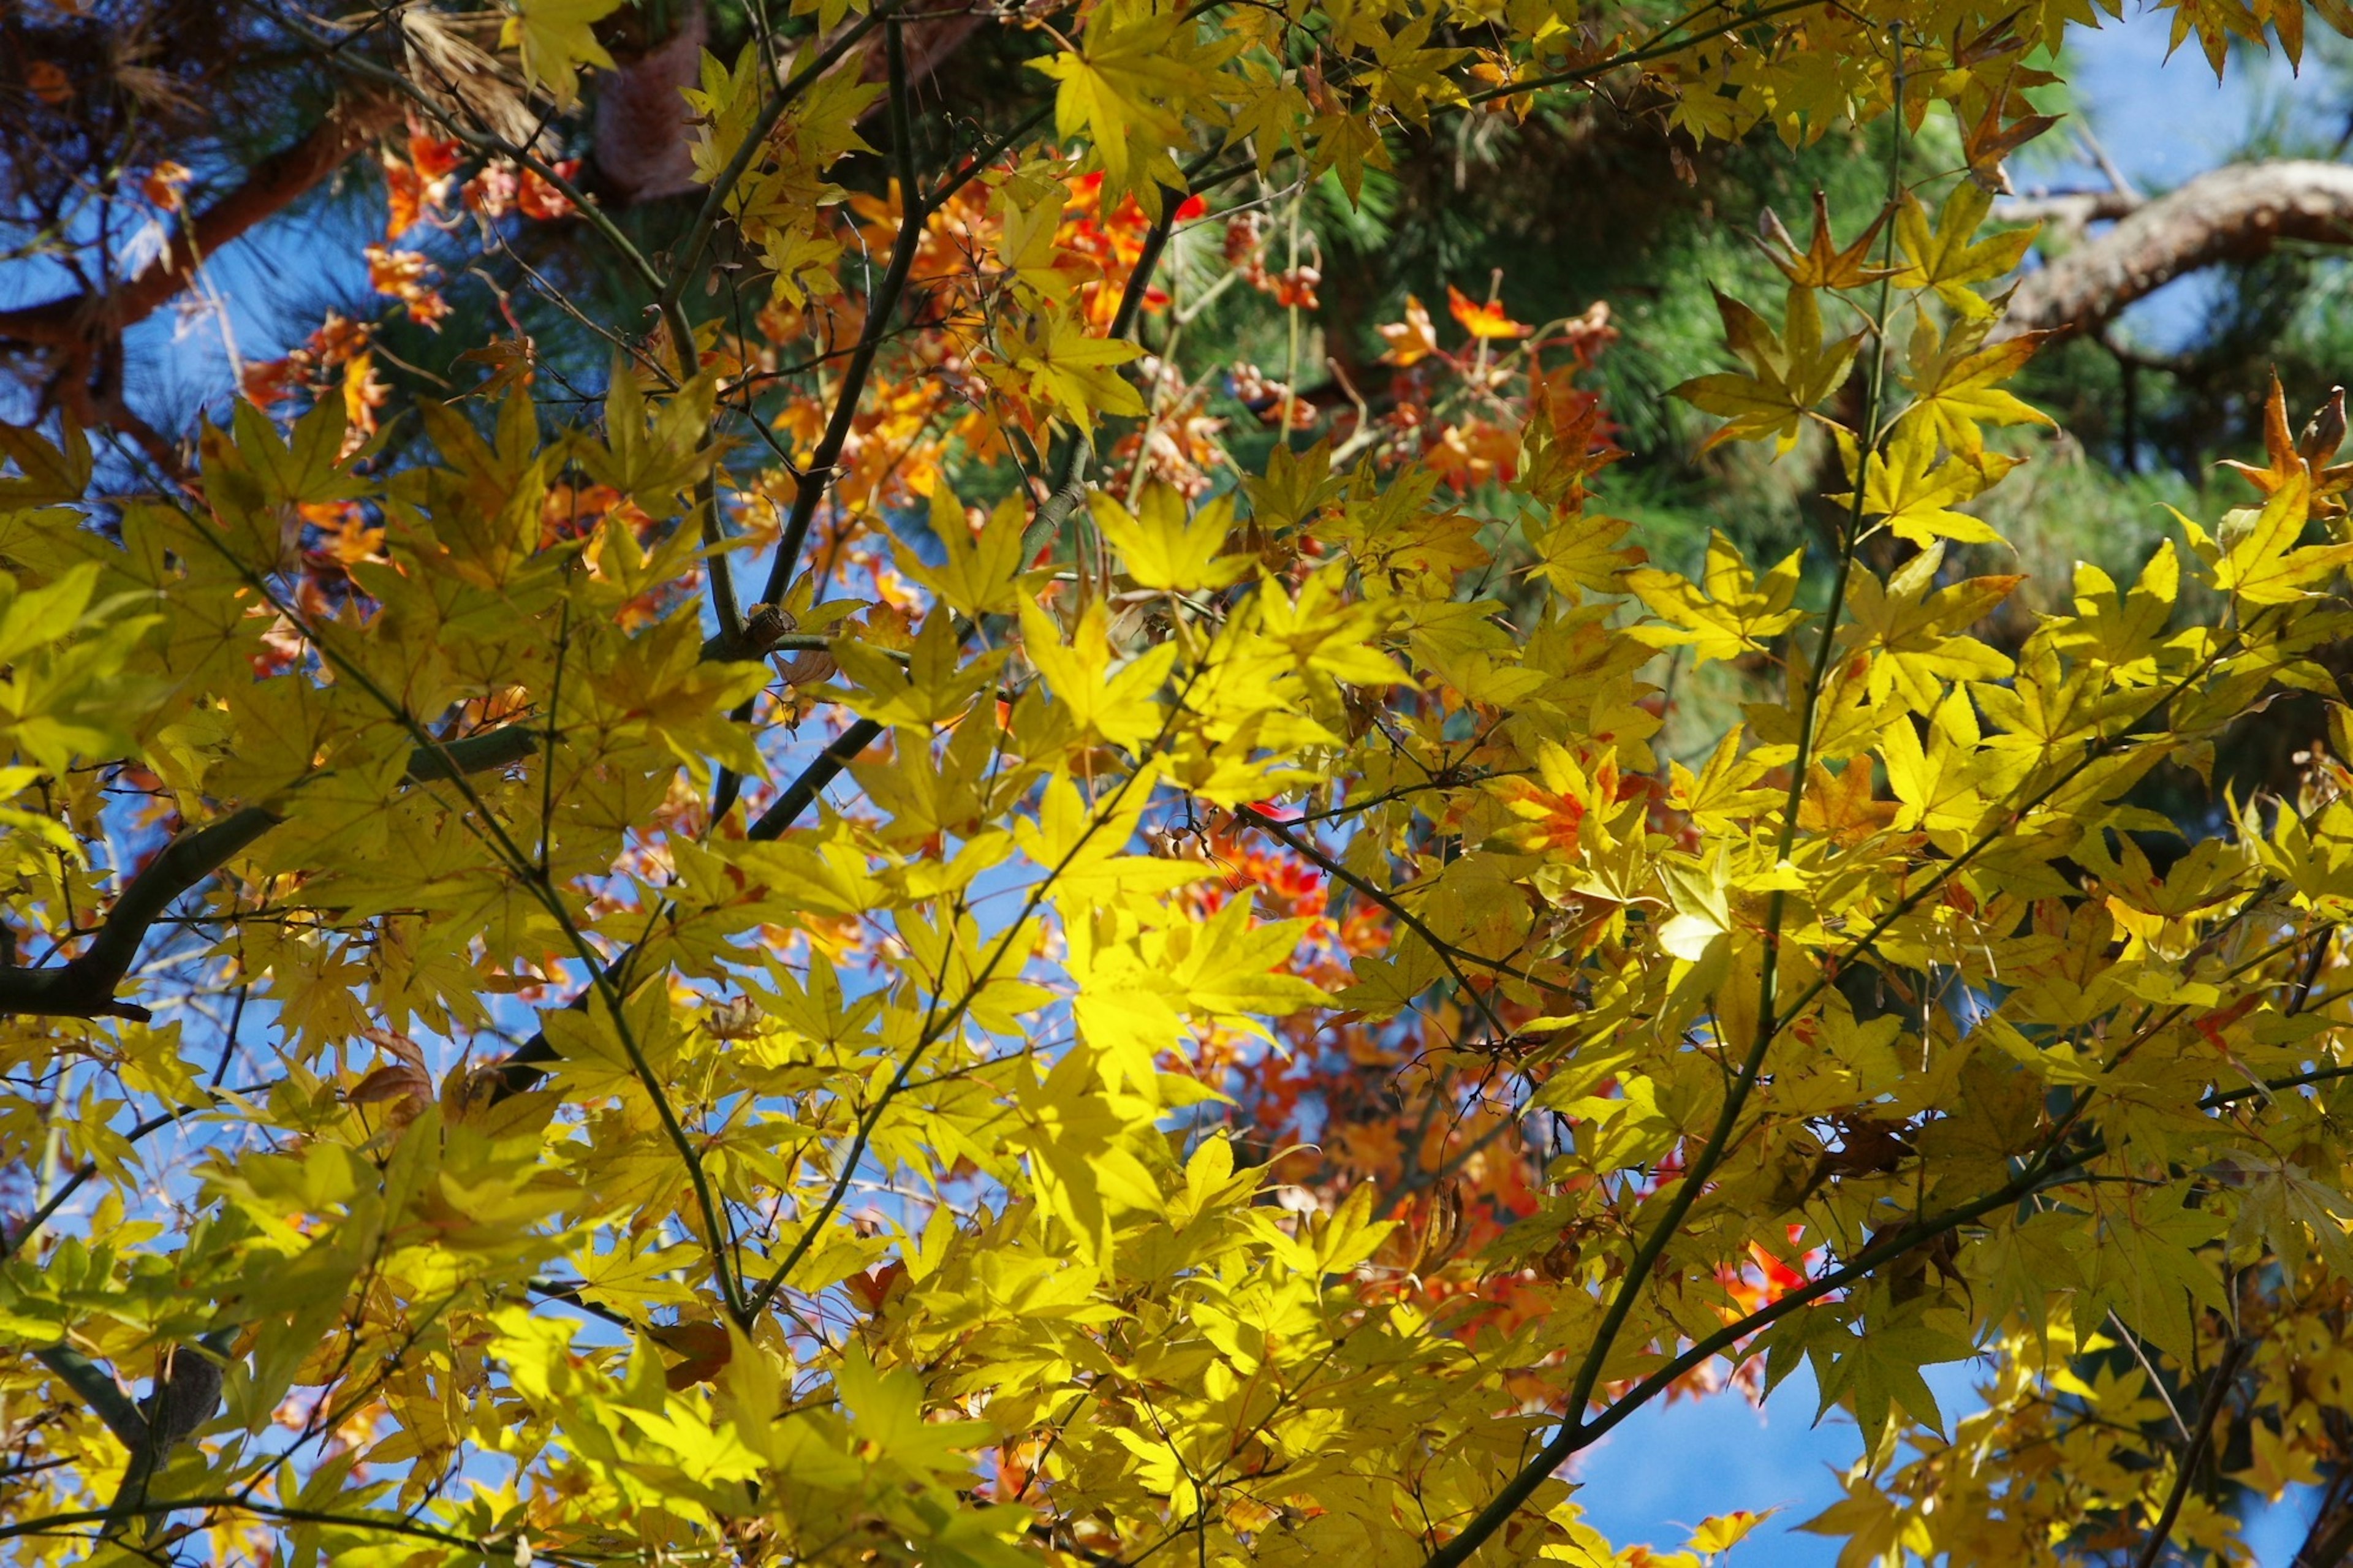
[488,716,888,1098]
[0,725,539,1021]
[2132,1336,2251,1568]
[757,24,932,607]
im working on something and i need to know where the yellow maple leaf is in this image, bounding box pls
[1898,314,2053,456]
[1092,485,1248,591]
[993,173,1071,300]
[1836,420,2015,547]
[1031,6,1200,187]
[983,304,1146,434]
[1527,511,1642,599]
[1838,542,2020,714]
[1892,183,2036,320]
[1796,759,1900,847]
[501,0,623,109]
[1674,286,1860,455]
[2208,468,2353,604]
[1019,597,1176,751]
[1881,684,1988,837]
[1625,531,1805,664]
[1687,1507,1779,1557]
[897,488,1026,618]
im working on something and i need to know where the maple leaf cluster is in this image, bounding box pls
[9,4,2353,1568]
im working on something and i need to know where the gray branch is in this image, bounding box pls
[1998,159,2353,343]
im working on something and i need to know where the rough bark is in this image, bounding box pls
[1991,187,2140,233]
[859,9,988,94]
[1997,160,2353,342]
[588,2,988,205]
[592,1,711,205]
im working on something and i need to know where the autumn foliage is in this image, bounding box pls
[10,2,2353,1567]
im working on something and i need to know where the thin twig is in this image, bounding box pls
[2132,1338,2249,1568]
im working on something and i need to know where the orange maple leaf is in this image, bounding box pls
[1446,283,1531,341]
[1378,294,1440,365]
[2219,371,2353,517]
[1758,189,1896,289]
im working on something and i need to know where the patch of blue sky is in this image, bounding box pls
[1567,1361,1982,1565]
[0,162,383,433]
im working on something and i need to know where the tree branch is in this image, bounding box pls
[0,91,401,352]
[1230,805,1540,1044]
[1999,161,2353,343]
[0,1497,509,1556]
[31,1345,146,1450]
[757,21,929,607]
[506,137,1189,1096]
[659,2,900,322]
[104,1331,232,1536]
[1417,1137,2096,1568]
[2132,1336,2250,1568]
[0,725,539,1021]
[2291,1471,2353,1568]
[1994,187,2141,230]
[746,718,887,842]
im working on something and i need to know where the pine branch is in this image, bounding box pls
[2001,161,2353,343]
[0,91,401,352]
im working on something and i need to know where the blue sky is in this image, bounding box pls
[2026,13,2341,349]
[1567,15,2343,1563]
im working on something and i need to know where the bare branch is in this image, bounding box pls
[756,20,930,607]
[1999,161,2353,343]
[2132,1336,2251,1568]
[1994,187,2141,229]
